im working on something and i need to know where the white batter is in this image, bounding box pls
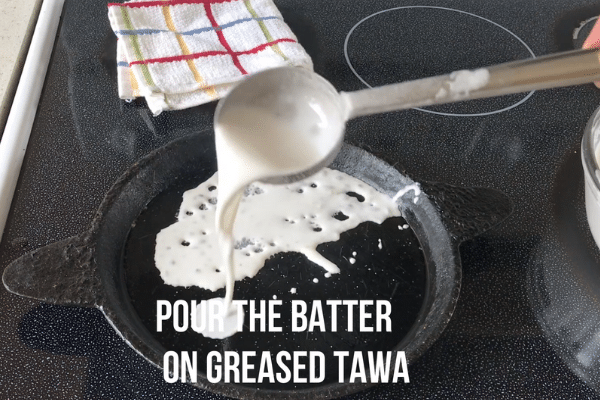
[155,168,401,291]
[213,107,342,311]
[435,68,490,99]
[155,104,400,339]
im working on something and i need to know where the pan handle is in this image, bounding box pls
[420,181,513,243]
[2,234,101,307]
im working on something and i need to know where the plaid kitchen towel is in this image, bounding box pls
[108,0,313,115]
[583,17,600,89]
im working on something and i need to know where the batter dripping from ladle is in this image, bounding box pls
[213,68,346,313]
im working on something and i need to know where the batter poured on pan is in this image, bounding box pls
[155,168,401,291]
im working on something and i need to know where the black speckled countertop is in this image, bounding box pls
[3,0,600,398]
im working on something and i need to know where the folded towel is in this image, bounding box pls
[108,0,313,115]
[583,17,600,89]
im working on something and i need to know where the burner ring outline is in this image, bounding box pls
[343,5,537,117]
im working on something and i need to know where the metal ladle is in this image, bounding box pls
[214,48,600,184]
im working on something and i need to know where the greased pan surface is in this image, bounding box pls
[3,132,511,399]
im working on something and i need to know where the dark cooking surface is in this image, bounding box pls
[3,0,600,398]
[124,164,426,389]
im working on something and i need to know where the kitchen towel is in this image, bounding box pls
[583,16,600,89]
[108,0,313,115]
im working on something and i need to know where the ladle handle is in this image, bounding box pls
[342,48,600,119]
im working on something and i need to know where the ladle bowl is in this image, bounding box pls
[214,66,347,184]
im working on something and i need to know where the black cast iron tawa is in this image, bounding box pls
[3,133,511,400]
